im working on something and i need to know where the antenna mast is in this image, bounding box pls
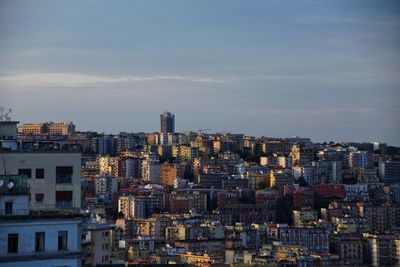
[0,107,12,121]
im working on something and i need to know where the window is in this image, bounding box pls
[35,168,45,179]
[7,233,18,253]
[35,193,44,203]
[5,201,13,215]
[56,191,73,208]
[18,168,31,178]
[56,166,73,183]
[35,232,45,252]
[58,231,68,251]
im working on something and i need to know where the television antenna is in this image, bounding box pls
[0,107,12,121]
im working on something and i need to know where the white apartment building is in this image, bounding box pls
[0,175,82,267]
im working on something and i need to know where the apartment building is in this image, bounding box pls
[0,151,81,210]
[0,175,82,267]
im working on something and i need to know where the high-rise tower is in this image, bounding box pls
[160,112,175,134]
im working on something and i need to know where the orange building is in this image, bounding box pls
[160,163,177,187]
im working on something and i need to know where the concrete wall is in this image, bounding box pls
[0,195,29,215]
[0,218,81,256]
[0,122,18,140]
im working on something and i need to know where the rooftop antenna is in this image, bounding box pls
[0,107,12,121]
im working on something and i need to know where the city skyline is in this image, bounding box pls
[10,115,398,147]
[1,2,400,265]
[1,0,399,145]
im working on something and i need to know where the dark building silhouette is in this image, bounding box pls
[160,112,175,134]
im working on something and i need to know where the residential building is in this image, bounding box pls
[82,223,114,267]
[279,226,330,253]
[0,175,82,267]
[169,190,207,214]
[363,233,400,267]
[0,151,81,210]
[330,234,364,267]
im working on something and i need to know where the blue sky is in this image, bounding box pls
[0,0,399,145]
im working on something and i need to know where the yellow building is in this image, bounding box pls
[47,122,75,135]
[18,122,75,135]
[178,252,223,266]
[18,123,48,134]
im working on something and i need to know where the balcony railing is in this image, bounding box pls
[56,201,73,208]
[0,207,81,218]
[56,175,72,184]
[0,209,30,216]
[0,175,29,195]
[0,187,29,195]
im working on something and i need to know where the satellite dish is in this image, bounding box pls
[0,180,3,187]
[8,181,14,189]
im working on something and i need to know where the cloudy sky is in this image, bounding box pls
[0,0,399,144]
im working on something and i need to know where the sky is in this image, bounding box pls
[0,0,399,145]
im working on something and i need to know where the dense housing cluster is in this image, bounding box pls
[1,113,400,267]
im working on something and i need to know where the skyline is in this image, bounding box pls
[1,1,399,145]
[11,113,396,146]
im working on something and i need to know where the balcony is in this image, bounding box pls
[56,166,73,184]
[0,209,29,216]
[0,175,29,195]
[0,207,81,219]
[0,186,29,195]
[56,175,72,184]
[56,201,73,208]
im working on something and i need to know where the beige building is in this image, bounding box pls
[18,122,75,135]
[18,123,48,135]
[82,223,113,267]
[0,151,81,210]
[175,239,225,257]
[48,122,76,135]
[330,234,363,267]
[293,209,318,226]
[363,233,400,267]
[178,252,223,266]
[134,216,171,241]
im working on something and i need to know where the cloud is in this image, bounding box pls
[247,71,400,87]
[219,107,377,116]
[0,72,232,88]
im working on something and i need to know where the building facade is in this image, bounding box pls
[160,112,175,134]
[0,152,81,210]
